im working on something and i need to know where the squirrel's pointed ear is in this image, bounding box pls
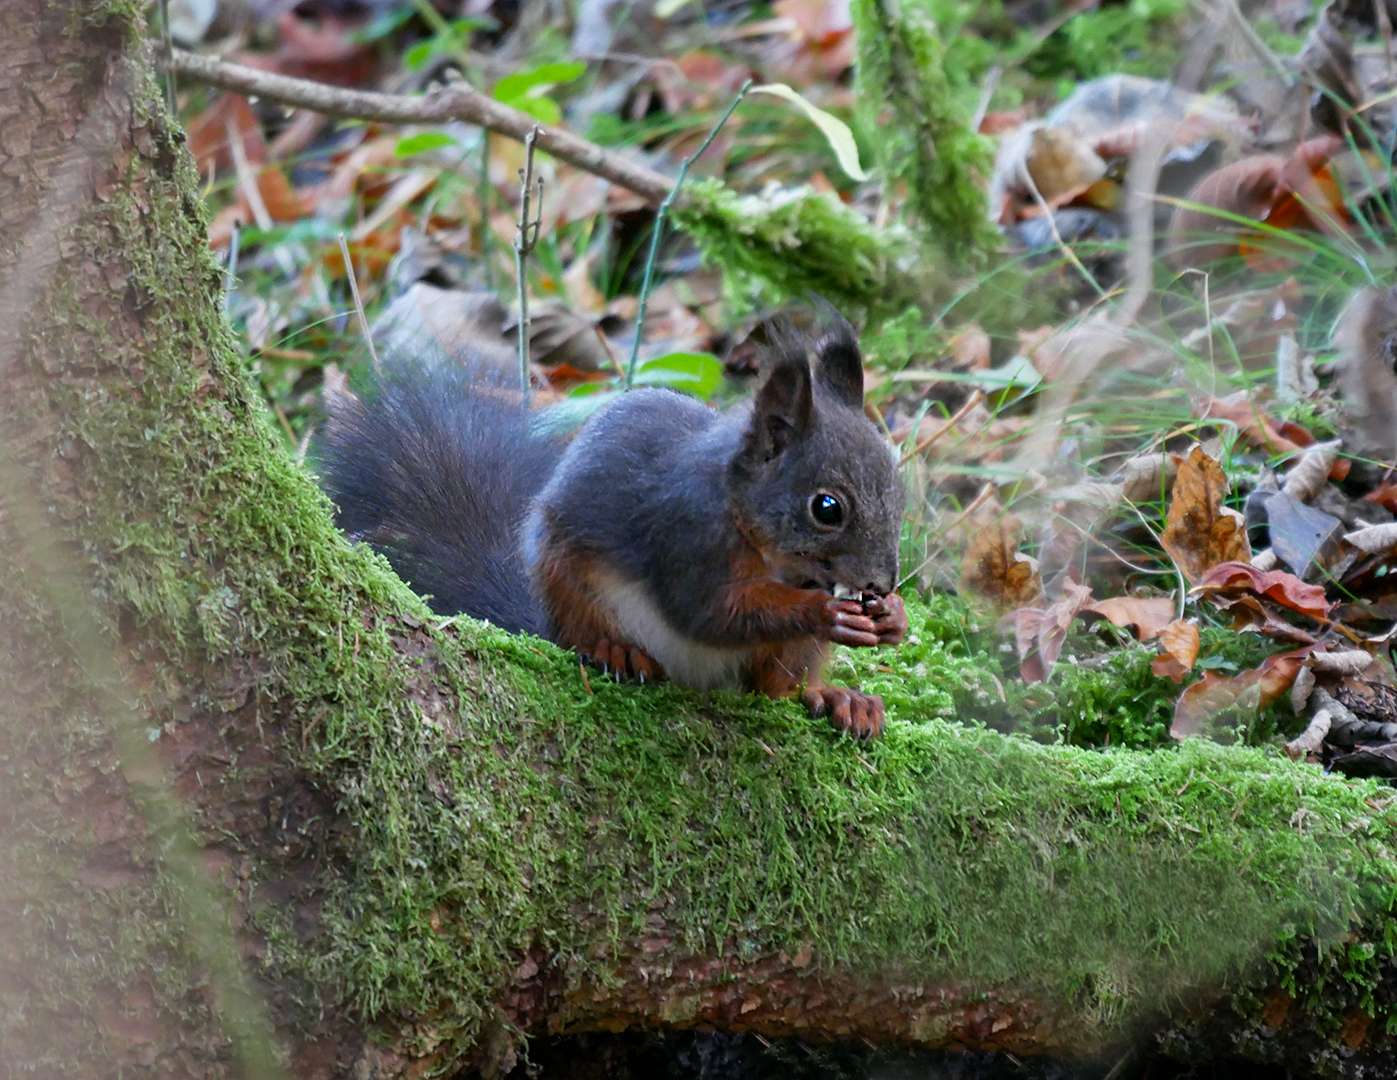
[812,318,865,410]
[748,355,813,462]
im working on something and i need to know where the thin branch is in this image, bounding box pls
[225,117,272,230]
[514,127,543,404]
[624,80,751,388]
[169,48,674,207]
[338,233,382,374]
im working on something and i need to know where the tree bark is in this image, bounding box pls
[3,6,1397,1080]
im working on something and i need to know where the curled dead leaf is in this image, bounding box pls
[1191,561,1333,619]
[1280,439,1341,503]
[1171,650,1306,741]
[1151,619,1201,683]
[1344,522,1397,554]
[1009,583,1093,684]
[1159,446,1251,583]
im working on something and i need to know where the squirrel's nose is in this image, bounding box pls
[864,574,894,596]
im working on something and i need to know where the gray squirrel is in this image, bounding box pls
[318,317,907,738]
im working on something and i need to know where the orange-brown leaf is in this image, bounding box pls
[1197,396,1305,457]
[1192,561,1333,619]
[1171,651,1303,740]
[1152,619,1201,683]
[1159,446,1251,583]
[961,517,1043,612]
[1085,595,1177,641]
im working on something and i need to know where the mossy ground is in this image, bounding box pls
[286,586,1397,1062]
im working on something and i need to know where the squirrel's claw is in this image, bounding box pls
[577,638,663,684]
[803,685,885,739]
[862,592,908,645]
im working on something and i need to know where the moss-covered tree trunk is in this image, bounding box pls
[3,5,1397,1079]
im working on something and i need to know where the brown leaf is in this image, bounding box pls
[1009,582,1093,684]
[1152,619,1200,683]
[948,325,991,371]
[1171,650,1305,740]
[1085,595,1177,641]
[1166,155,1287,269]
[1197,395,1306,457]
[960,516,1043,612]
[1191,561,1333,618]
[186,93,266,178]
[1159,446,1251,583]
[1221,595,1318,646]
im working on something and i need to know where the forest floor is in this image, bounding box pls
[170,0,1397,787]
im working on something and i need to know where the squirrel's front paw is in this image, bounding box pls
[803,686,885,740]
[860,592,908,645]
[578,638,663,684]
[822,598,880,648]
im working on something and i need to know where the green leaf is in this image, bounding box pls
[404,38,437,71]
[633,352,724,398]
[352,6,417,43]
[747,83,867,181]
[394,131,460,157]
[533,390,618,437]
[493,61,587,104]
[506,95,562,126]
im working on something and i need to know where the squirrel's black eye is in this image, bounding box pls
[810,492,844,527]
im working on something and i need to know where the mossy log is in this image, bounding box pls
[3,5,1397,1079]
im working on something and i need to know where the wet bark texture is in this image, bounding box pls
[3,6,1397,1080]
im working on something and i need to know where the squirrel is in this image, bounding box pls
[317,317,908,738]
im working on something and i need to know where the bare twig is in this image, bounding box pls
[223,221,241,314]
[337,233,381,374]
[169,48,674,206]
[625,79,751,388]
[514,126,543,403]
[224,118,272,230]
[1220,0,1295,85]
[158,0,175,112]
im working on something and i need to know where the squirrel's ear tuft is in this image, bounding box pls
[748,354,813,462]
[811,316,864,410]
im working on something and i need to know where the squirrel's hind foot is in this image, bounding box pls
[579,638,663,684]
[803,686,885,740]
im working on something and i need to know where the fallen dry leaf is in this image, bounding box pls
[1220,595,1318,646]
[1280,439,1342,503]
[1198,394,1306,458]
[1191,561,1333,619]
[1152,619,1201,683]
[1171,650,1305,740]
[1009,582,1093,684]
[1084,595,1177,641]
[961,516,1043,612]
[1159,446,1251,583]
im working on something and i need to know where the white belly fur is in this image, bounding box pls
[592,572,749,690]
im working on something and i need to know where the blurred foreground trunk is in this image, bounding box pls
[2,5,1397,1080]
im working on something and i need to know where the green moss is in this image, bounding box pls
[671,178,920,322]
[851,0,999,266]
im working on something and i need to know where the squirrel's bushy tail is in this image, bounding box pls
[316,358,558,636]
